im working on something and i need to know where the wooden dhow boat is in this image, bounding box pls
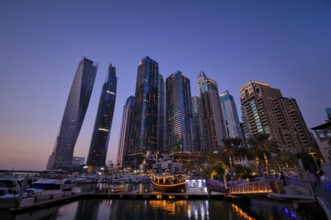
[151,174,186,193]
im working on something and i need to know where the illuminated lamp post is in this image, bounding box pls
[309,152,319,171]
[83,165,88,177]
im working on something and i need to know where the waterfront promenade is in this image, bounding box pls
[1,170,330,219]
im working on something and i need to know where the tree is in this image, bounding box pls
[247,132,279,176]
[221,137,243,168]
[201,152,227,179]
[233,164,252,179]
[274,152,297,170]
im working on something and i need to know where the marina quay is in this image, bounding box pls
[0,168,330,219]
[1,1,330,219]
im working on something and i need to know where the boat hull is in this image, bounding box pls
[151,180,186,193]
[112,186,125,193]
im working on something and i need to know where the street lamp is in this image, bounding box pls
[309,152,319,171]
[83,165,88,178]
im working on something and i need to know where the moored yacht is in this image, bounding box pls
[0,177,23,209]
[0,177,22,197]
[26,178,75,201]
[151,173,186,193]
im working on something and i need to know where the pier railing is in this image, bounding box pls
[228,176,323,198]
[228,180,273,195]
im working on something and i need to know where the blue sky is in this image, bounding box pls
[0,0,330,170]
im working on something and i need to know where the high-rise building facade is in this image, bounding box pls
[157,74,166,153]
[240,80,311,153]
[220,90,244,140]
[326,108,331,121]
[311,108,331,163]
[128,56,163,167]
[165,71,194,153]
[47,57,97,170]
[86,64,117,170]
[191,95,206,153]
[117,96,135,168]
[198,71,227,153]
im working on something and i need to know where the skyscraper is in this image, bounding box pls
[198,71,227,153]
[128,56,163,167]
[47,57,97,170]
[117,96,135,168]
[311,108,331,163]
[240,80,312,153]
[157,74,166,154]
[326,108,331,121]
[192,95,206,153]
[220,90,244,140]
[86,64,117,171]
[165,71,194,154]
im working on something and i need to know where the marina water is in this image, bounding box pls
[1,183,325,220]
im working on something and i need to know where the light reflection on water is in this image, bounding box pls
[0,184,323,220]
[11,199,321,220]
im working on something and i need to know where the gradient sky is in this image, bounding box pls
[0,0,330,170]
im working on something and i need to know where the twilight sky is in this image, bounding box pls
[0,0,330,170]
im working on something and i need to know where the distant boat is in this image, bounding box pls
[112,185,125,193]
[100,184,125,193]
[25,178,75,200]
[0,177,22,209]
[151,174,186,193]
[0,177,22,197]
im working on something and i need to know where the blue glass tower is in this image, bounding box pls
[326,108,331,121]
[158,74,165,153]
[86,64,117,170]
[117,96,135,168]
[47,57,97,170]
[165,71,194,153]
[128,56,163,168]
[192,95,206,153]
[220,90,244,139]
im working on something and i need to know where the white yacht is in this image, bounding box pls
[0,177,23,209]
[0,177,22,197]
[26,178,75,201]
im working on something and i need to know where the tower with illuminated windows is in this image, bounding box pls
[198,71,227,153]
[240,80,311,153]
[47,57,97,170]
[128,56,164,168]
[220,90,244,140]
[117,96,135,168]
[165,71,194,154]
[86,64,117,172]
[192,95,206,153]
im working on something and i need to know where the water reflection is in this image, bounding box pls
[14,206,60,220]
[75,199,100,219]
[231,204,254,220]
[96,182,152,194]
[249,200,300,220]
[10,198,323,220]
[3,184,324,220]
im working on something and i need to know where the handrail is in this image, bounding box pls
[228,180,273,194]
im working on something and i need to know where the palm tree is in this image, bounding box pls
[235,146,249,165]
[275,152,297,170]
[221,138,243,168]
[247,132,279,176]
